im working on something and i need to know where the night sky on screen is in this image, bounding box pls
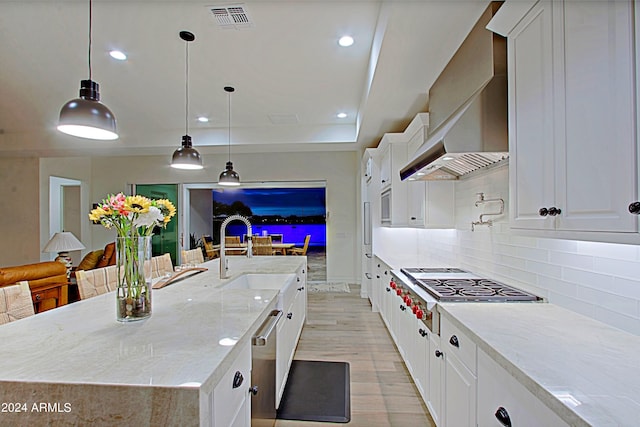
[212,188,326,217]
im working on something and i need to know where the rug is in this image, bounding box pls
[276,360,351,423]
[307,282,351,293]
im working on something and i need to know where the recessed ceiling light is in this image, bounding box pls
[337,112,347,119]
[338,35,354,47]
[197,116,209,123]
[109,50,127,61]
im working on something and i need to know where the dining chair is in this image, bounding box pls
[0,282,35,325]
[151,253,174,278]
[181,248,205,265]
[225,236,242,247]
[202,235,219,259]
[76,265,120,300]
[288,234,311,256]
[253,236,276,256]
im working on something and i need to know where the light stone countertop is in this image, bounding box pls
[439,302,640,427]
[0,256,305,426]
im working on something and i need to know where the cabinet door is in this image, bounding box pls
[444,352,477,427]
[380,145,392,189]
[428,334,444,427]
[477,350,569,427]
[413,318,430,403]
[556,0,637,232]
[509,0,556,230]
[407,181,426,226]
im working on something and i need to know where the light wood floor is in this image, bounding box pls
[275,284,435,427]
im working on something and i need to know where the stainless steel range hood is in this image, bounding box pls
[400,2,508,181]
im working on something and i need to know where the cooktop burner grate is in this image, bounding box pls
[415,278,540,302]
[401,267,469,274]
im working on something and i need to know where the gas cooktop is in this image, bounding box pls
[400,268,541,302]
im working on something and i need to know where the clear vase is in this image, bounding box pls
[116,235,152,322]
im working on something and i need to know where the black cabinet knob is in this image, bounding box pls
[386,288,391,292]
[629,202,640,214]
[297,277,300,282]
[495,407,512,427]
[418,328,428,337]
[435,350,443,358]
[548,206,561,216]
[410,217,417,220]
[287,312,293,319]
[539,207,548,216]
[297,287,304,291]
[449,335,459,348]
[399,305,406,311]
[249,385,259,395]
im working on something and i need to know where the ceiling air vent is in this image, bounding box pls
[209,5,253,30]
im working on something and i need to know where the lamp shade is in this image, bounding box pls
[171,135,203,170]
[218,161,240,186]
[43,232,86,254]
[58,79,118,140]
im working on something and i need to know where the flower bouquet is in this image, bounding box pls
[89,193,176,321]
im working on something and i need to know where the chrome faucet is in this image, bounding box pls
[220,214,253,279]
[471,192,504,231]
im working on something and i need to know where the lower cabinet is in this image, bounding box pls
[428,332,443,427]
[276,265,307,407]
[212,341,252,427]
[477,349,569,427]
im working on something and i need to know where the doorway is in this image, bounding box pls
[135,184,179,266]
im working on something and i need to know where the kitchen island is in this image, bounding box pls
[0,256,306,426]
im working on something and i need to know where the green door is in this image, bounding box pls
[135,184,179,266]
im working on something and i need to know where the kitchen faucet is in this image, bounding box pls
[471,192,504,231]
[220,214,253,279]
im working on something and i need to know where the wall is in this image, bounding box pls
[190,189,213,242]
[375,165,640,336]
[0,158,40,266]
[36,151,358,283]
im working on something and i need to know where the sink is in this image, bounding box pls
[222,273,295,291]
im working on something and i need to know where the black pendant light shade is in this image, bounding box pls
[219,86,240,186]
[171,135,203,170]
[58,0,118,140]
[171,31,203,170]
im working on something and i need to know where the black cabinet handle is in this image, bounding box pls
[418,328,428,337]
[399,305,406,311]
[386,288,391,292]
[410,217,417,220]
[495,407,512,427]
[249,385,259,395]
[435,350,443,358]
[297,287,304,291]
[449,335,459,348]
[297,277,300,282]
[629,202,640,214]
[232,371,244,389]
[548,206,561,216]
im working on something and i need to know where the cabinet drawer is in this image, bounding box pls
[31,287,61,304]
[213,341,251,427]
[441,317,477,374]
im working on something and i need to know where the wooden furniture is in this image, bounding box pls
[253,236,276,256]
[152,267,207,289]
[288,234,311,255]
[150,253,174,278]
[272,243,295,255]
[0,282,36,324]
[202,235,219,259]
[0,261,69,313]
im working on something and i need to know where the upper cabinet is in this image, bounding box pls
[497,0,639,242]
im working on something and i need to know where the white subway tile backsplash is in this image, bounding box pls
[536,238,579,253]
[525,260,562,278]
[549,251,594,270]
[577,287,639,318]
[547,293,597,319]
[576,240,640,261]
[593,306,640,336]
[562,267,614,289]
[593,257,640,280]
[537,276,578,298]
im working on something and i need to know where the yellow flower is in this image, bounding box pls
[155,199,176,224]
[89,206,107,222]
[126,195,151,214]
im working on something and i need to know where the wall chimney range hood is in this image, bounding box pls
[400,2,508,182]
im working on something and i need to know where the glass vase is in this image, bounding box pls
[116,235,152,322]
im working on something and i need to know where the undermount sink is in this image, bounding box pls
[221,273,295,291]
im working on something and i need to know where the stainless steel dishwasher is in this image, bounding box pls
[251,309,282,427]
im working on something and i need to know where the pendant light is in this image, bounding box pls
[58,0,118,140]
[218,86,240,186]
[171,31,203,170]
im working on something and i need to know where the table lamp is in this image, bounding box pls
[43,231,85,277]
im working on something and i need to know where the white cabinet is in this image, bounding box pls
[412,316,431,404]
[477,349,569,427]
[509,0,638,238]
[212,341,252,427]
[276,264,307,407]
[408,181,455,228]
[376,137,409,227]
[428,333,444,427]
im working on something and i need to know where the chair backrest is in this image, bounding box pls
[0,282,35,325]
[181,248,205,265]
[76,265,120,300]
[225,236,241,247]
[253,236,273,256]
[151,253,174,278]
[300,234,311,255]
[202,235,219,259]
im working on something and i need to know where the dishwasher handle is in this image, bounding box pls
[252,309,282,346]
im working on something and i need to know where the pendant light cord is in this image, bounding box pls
[228,90,231,162]
[185,39,189,136]
[88,0,92,80]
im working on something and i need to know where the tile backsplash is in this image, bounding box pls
[376,165,640,335]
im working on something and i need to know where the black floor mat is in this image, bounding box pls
[276,360,351,423]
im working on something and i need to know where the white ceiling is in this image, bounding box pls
[0,0,491,158]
